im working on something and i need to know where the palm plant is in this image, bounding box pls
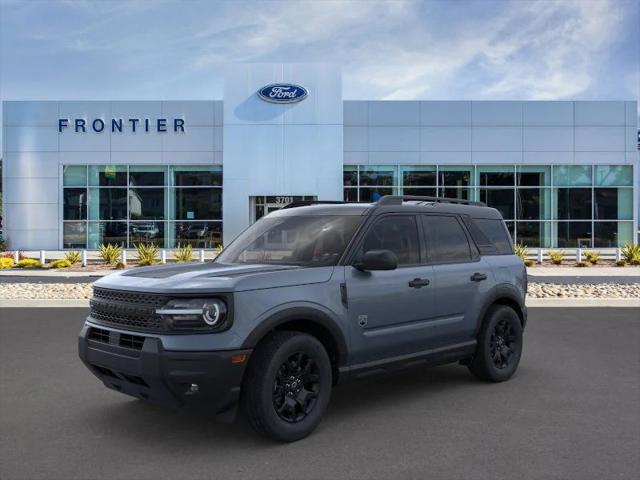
[99,243,122,265]
[135,243,159,266]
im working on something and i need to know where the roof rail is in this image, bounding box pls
[377,195,486,206]
[281,200,348,209]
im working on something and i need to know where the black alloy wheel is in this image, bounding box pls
[273,351,321,423]
[468,304,523,382]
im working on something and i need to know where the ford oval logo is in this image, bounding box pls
[258,83,308,104]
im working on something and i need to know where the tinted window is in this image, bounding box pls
[423,215,471,263]
[359,216,420,265]
[473,218,513,254]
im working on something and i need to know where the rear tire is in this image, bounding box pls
[468,305,523,382]
[242,331,332,442]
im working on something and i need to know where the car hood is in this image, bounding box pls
[93,262,335,294]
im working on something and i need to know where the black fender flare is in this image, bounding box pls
[474,283,526,335]
[241,306,349,367]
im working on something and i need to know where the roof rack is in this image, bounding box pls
[281,200,348,209]
[377,195,486,206]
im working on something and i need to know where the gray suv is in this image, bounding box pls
[79,195,527,442]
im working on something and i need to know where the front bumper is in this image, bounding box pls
[78,322,251,418]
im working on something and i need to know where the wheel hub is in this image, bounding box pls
[273,351,321,423]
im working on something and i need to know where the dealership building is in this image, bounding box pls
[1,63,638,250]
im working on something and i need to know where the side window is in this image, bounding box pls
[422,215,472,263]
[359,216,420,265]
[472,218,513,255]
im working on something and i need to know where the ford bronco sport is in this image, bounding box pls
[79,195,527,442]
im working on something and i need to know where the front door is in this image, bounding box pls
[345,214,436,365]
[250,196,316,223]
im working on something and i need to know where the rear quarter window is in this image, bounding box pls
[470,218,513,255]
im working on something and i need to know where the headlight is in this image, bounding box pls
[156,298,228,331]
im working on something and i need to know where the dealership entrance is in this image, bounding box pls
[250,196,316,223]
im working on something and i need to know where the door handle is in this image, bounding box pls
[470,272,487,282]
[408,278,430,288]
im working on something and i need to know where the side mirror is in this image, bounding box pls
[354,249,398,271]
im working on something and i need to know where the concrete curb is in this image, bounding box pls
[0,299,91,308]
[526,298,640,308]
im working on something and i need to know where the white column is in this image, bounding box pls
[537,249,544,264]
[161,249,167,264]
[39,250,45,264]
[121,249,127,266]
[199,249,205,262]
[82,250,88,267]
[576,248,582,262]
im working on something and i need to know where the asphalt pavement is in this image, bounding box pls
[1,307,638,480]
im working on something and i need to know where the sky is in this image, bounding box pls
[0,0,638,150]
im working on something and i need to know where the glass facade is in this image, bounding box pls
[343,164,634,248]
[63,165,222,249]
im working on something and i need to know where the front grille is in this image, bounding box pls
[120,333,145,350]
[88,327,110,344]
[90,287,168,332]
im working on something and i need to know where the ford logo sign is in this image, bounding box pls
[258,83,308,104]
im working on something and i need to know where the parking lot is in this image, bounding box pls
[1,307,638,480]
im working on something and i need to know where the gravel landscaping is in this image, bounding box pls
[1,282,639,300]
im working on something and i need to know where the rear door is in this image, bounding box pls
[345,214,436,365]
[421,214,491,346]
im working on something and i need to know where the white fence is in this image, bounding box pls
[524,248,622,263]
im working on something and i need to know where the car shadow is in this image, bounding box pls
[83,363,486,447]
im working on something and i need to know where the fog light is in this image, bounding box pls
[185,383,199,396]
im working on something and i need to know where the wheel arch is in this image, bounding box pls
[242,306,348,384]
[475,285,526,334]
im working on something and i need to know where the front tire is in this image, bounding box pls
[242,331,332,442]
[468,305,523,382]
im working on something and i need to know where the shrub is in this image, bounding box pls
[115,261,126,270]
[174,243,193,262]
[524,259,534,267]
[99,243,122,265]
[583,251,600,265]
[50,259,71,269]
[0,257,15,269]
[135,243,159,266]
[17,258,43,269]
[548,250,564,265]
[65,251,82,265]
[514,243,529,263]
[213,244,224,258]
[615,259,627,267]
[0,251,27,260]
[621,243,640,265]
[576,260,589,268]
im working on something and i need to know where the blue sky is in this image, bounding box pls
[0,0,638,150]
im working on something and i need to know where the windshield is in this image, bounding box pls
[216,215,362,267]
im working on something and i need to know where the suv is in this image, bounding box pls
[79,195,527,442]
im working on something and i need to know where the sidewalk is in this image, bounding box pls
[527,266,640,277]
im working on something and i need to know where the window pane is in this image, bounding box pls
[553,165,591,186]
[473,218,513,254]
[438,166,472,187]
[359,187,393,202]
[89,165,127,186]
[130,222,165,247]
[505,221,515,243]
[439,187,470,200]
[555,188,591,220]
[172,188,222,220]
[359,165,396,186]
[556,221,592,248]
[480,189,514,219]
[63,222,86,248]
[63,166,86,186]
[595,165,632,186]
[344,188,358,202]
[129,165,165,186]
[360,216,420,265]
[400,166,435,186]
[171,166,222,186]
[595,188,633,220]
[343,166,358,186]
[517,166,550,186]
[423,215,471,263]
[403,187,437,197]
[63,188,87,220]
[517,188,550,220]
[478,166,514,186]
[129,188,165,220]
[171,221,222,248]
[594,222,634,248]
[88,222,127,248]
[516,222,551,248]
[88,188,128,221]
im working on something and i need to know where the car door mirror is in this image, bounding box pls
[354,249,398,271]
